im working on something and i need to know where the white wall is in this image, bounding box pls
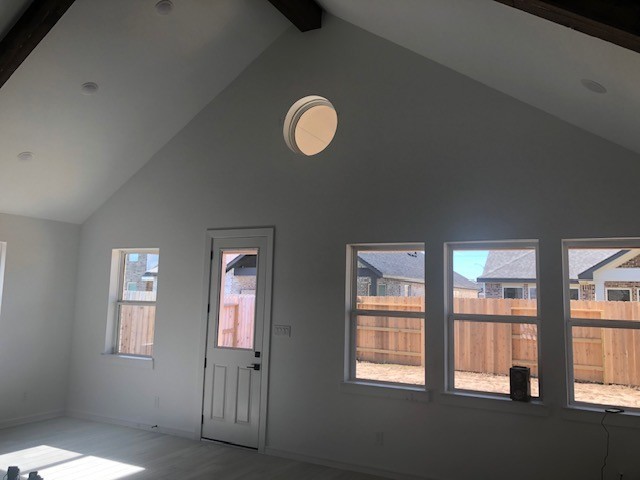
[67,16,640,480]
[0,213,79,425]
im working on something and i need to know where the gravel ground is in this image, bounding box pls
[356,361,640,407]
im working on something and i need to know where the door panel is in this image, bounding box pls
[202,236,268,448]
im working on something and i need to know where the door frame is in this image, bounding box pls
[198,227,274,452]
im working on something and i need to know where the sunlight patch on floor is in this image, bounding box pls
[0,445,144,480]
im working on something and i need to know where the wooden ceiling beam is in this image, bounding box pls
[495,0,640,54]
[267,0,322,32]
[0,0,76,90]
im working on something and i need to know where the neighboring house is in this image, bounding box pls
[478,249,640,301]
[224,251,479,298]
[124,253,158,293]
[224,254,257,295]
[357,251,479,298]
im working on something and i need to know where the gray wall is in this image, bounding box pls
[67,16,640,480]
[0,213,79,425]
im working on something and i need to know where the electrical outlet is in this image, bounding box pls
[273,325,291,337]
[154,396,160,409]
[374,431,384,447]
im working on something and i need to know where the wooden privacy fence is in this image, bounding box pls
[356,296,640,387]
[217,294,256,348]
[118,305,156,356]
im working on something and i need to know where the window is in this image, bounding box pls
[447,242,540,397]
[503,286,524,299]
[564,241,640,410]
[606,288,631,302]
[347,244,425,386]
[570,288,579,300]
[108,249,159,357]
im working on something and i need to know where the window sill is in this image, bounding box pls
[439,391,548,416]
[101,353,154,370]
[561,405,640,428]
[340,381,430,402]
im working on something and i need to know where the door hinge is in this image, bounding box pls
[201,414,204,424]
[204,358,207,369]
[207,303,210,313]
[210,250,214,260]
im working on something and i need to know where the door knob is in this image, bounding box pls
[247,363,261,371]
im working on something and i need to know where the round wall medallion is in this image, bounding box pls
[283,95,338,156]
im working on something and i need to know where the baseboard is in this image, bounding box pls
[0,410,65,430]
[265,446,432,480]
[65,409,197,440]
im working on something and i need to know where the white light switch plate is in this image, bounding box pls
[273,325,291,337]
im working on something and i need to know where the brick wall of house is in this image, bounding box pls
[483,282,534,299]
[225,271,257,294]
[357,277,372,295]
[604,281,640,301]
[484,283,502,298]
[580,283,595,300]
[618,254,640,268]
[377,279,425,297]
[125,254,152,292]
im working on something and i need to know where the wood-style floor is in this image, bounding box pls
[0,417,386,480]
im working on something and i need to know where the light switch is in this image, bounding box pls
[273,325,291,337]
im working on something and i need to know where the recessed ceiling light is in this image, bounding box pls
[581,79,607,94]
[17,151,33,161]
[81,82,99,95]
[284,95,338,156]
[155,0,174,15]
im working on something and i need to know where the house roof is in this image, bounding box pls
[358,252,478,290]
[478,248,624,282]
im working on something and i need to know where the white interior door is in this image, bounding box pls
[202,232,271,448]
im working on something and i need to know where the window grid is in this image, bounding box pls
[347,244,426,387]
[563,239,640,410]
[446,241,542,399]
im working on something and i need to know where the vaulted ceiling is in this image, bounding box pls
[1,0,640,223]
[0,0,288,223]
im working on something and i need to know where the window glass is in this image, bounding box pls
[356,315,424,386]
[121,252,158,301]
[356,250,425,312]
[571,326,640,409]
[565,243,640,410]
[216,250,258,349]
[454,320,539,397]
[449,243,540,397]
[454,248,536,316]
[568,248,640,320]
[350,245,425,386]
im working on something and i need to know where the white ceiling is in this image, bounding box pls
[319,0,640,156]
[2,0,640,223]
[0,0,288,223]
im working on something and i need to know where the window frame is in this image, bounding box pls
[563,238,640,411]
[345,243,426,389]
[445,240,542,399]
[528,286,537,300]
[110,248,159,358]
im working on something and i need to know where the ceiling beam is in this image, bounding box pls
[0,0,76,90]
[267,0,322,32]
[495,0,640,54]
